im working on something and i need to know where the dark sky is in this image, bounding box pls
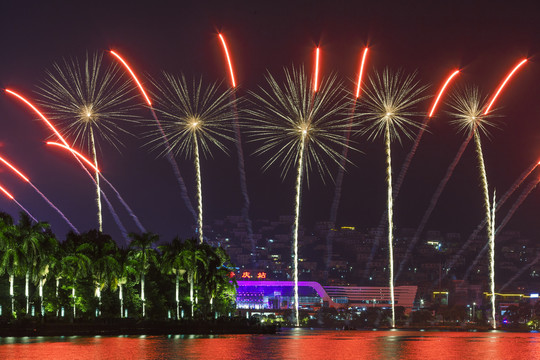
[0,0,539,244]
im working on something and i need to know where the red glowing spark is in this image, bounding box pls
[484,58,528,115]
[0,184,14,200]
[428,70,460,118]
[110,50,153,106]
[218,34,236,88]
[46,142,99,172]
[0,155,30,182]
[5,89,69,147]
[355,47,369,98]
[313,47,320,92]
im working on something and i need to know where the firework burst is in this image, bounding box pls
[147,73,237,244]
[247,66,354,326]
[37,52,140,232]
[447,86,498,329]
[358,68,428,328]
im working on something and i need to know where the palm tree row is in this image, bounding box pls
[0,212,236,321]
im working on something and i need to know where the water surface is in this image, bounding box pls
[1,329,539,359]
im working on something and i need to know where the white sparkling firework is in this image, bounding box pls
[359,68,428,328]
[448,86,498,329]
[247,66,354,326]
[38,52,139,232]
[147,74,237,244]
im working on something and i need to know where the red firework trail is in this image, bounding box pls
[327,47,369,274]
[109,49,196,223]
[484,58,528,114]
[4,89,129,239]
[46,142,100,172]
[216,35,254,257]
[0,183,38,223]
[429,70,460,117]
[5,89,68,146]
[218,34,236,88]
[463,176,539,282]
[0,184,14,199]
[110,50,152,106]
[313,47,320,92]
[0,154,79,233]
[355,48,369,99]
[393,132,473,283]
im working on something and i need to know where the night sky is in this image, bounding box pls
[1,1,539,244]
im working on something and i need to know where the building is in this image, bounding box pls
[236,280,417,313]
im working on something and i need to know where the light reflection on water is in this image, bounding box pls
[0,329,539,360]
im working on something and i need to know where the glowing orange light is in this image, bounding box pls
[428,70,460,117]
[241,271,251,279]
[355,47,369,98]
[257,272,267,279]
[46,142,99,172]
[5,89,69,147]
[484,58,528,115]
[0,185,14,200]
[313,47,320,92]
[218,34,236,88]
[0,155,30,182]
[110,50,153,106]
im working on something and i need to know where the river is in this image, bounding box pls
[0,329,539,359]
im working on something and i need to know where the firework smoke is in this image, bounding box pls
[110,50,197,222]
[217,35,254,262]
[147,74,237,244]
[326,47,368,276]
[247,66,353,327]
[395,133,472,281]
[463,176,539,282]
[358,68,428,327]
[489,190,496,329]
[0,154,79,233]
[438,160,538,280]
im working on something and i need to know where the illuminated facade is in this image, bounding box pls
[236,280,417,312]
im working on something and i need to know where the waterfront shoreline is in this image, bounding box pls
[0,319,278,337]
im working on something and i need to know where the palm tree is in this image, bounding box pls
[159,237,189,319]
[112,248,137,318]
[199,244,234,316]
[181,238,207,317]
[128,232,158,318]
[79,230,119,317]
[60,234,91,321]
[0,212,23,316]
[34,228,58,317]
[16,212,50,315]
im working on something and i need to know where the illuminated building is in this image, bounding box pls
[236,280,417,313]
